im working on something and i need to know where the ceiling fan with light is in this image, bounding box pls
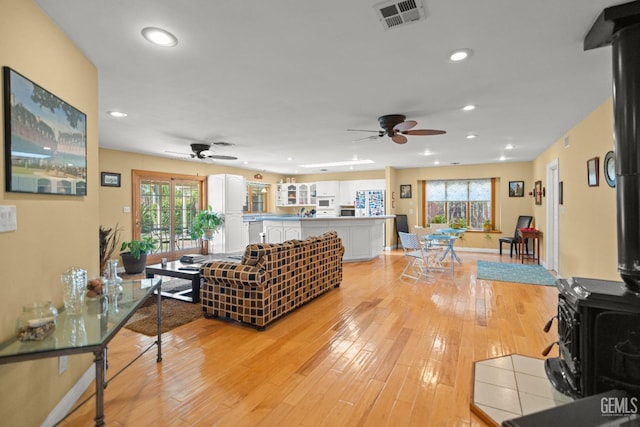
[166,142,238,160]
[349,114,446,144]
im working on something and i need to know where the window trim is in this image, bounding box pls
[420,178,497,230]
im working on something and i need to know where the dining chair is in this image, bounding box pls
[499,215,533,257]
[398,232,441,281]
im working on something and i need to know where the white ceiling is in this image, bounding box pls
[34,0,617,175]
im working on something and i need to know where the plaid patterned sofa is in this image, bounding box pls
[200,231,344,330]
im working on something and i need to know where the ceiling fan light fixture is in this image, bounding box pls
[449,48,473,62]
[141,27,178,47]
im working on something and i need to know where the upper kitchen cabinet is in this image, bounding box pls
[316,180,339,197]
[276,182,316,206]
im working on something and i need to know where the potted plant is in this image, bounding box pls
[483,219,492,232]
[120,236,158,274]
[190,205,224,240]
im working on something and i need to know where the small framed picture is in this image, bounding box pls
[400,184,412,199]
[101,172,121,187]
[508,181,524,197]
[587,157,599,187]
[534,180,542,205]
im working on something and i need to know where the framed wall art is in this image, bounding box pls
[101,172,121,187]
[3,67,87,196]
[508,181,524,197]
[534,180,542,205]
[400,184,412,199]
[587,156,599,187]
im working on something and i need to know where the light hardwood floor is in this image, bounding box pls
[58,250,559,426]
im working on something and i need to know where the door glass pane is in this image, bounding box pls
[139,178,202,260]
[174,181,201,252]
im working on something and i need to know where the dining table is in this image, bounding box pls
[423,234,461,275]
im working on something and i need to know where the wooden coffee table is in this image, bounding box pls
[145,254,241,303]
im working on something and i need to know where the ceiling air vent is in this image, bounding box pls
[374,0,425,30]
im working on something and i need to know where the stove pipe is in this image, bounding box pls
[585,1,640,292]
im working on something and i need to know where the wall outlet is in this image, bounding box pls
[58,356,68,375]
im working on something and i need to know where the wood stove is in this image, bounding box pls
[545,0,640,400]
[545,277,640,398]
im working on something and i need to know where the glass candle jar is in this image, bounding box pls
[16,302,58,341]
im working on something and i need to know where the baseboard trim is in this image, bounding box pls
[42,365,95,427]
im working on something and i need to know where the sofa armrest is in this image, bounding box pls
[200,261,267,288]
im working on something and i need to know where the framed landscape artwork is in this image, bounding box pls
[508,181,524,197]
[3,67,87,196]
[101,172,121,187]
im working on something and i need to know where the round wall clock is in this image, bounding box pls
[604,150,616,188]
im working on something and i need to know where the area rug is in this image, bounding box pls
[125,298,203,336]
[476,260,557,286]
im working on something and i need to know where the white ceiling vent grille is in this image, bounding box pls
[374,0,425,30]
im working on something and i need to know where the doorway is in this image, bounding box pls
[132,170,207,264]
[546,159,560,273]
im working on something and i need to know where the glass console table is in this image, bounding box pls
[0,278,162,427]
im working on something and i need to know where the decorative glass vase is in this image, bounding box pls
[62,267,87,315]
[104,259,123,313]
[16,302,58,341]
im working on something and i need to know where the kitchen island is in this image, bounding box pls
[259,216,394,261]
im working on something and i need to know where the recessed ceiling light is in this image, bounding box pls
[300,159,374,168]
[449,48,473,62]
[141,27,178,47]
[462,104,476,111]
[107,111,127,118]
[505,144,515,150]
[423,150,433,156]
[287,157,293,161]
[243,161,249,165]
[434,160,440,165]
[466,134,477,139]
[499,155,507,161]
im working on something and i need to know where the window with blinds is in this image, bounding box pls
[425,179,493,229]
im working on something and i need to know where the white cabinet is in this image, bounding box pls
[207,174,245,254]
[242,222,249,249]
[316,180,339,197]
[275,183,316,206]
[263,220,301,243]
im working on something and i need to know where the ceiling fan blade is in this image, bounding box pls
[401,129,447,136]
[391,134,408,144]
[393,120,417,132]
[208,154,238,160]
[352,135,380,143]
[348,128,383,134]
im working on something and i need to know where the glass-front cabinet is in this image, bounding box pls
[275,182,316,206]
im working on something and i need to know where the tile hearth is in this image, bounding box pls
[471,354,573,425]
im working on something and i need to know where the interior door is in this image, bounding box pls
[132,170,207,264]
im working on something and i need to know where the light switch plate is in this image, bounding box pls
[0,205,17,232]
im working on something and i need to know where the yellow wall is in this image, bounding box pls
[386,162,535,249]
[0,1,621,423]
[99,149,284,243]
[533,99,617,280]
[0,1,99,425]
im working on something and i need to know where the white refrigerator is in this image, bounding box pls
[355,190,385,217]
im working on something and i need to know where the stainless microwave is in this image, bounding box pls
[340,208,356,217]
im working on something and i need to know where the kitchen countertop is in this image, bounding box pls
[257,215,395,221]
